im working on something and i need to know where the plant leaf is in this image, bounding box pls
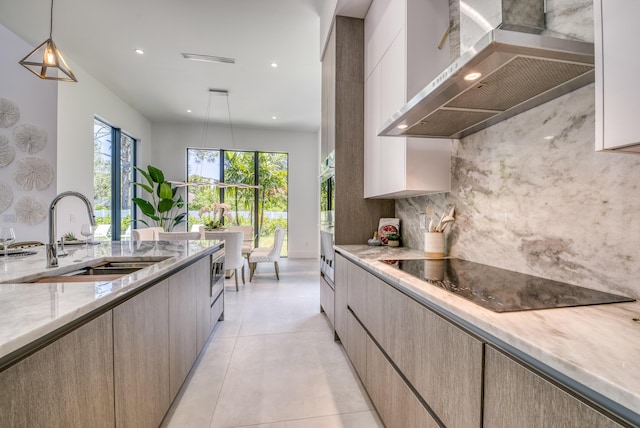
[148,165,165,183]
[132,181,153,194]
[158,198,174,213]
[158,182,173,200]
[134,166,153,187]
[132,197,156,217]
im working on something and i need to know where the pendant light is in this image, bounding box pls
[19,0,77,82]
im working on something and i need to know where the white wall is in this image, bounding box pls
[0,24,57,242]
[56,60,151,239]
[151,122,319,258]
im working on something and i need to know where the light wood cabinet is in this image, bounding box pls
[114,282,170,428]
[322,15,395,245]
[346,254,367,320]
[195,256,213,353]
[366,335,440,428]
[320,274,335,329]
[334,253,348,341]
[484,346,625,428]
[383,284,483,428]
[364,0,452,199]
[169,264,198,399]
[345,310,367,382]
[0,312,115,427]
[594,0,640,153]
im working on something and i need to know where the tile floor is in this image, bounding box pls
[161,259,384,428]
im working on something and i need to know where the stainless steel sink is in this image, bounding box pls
[6,257,171,284]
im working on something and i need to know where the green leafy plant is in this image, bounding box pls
[132,165,187,231]
[386,233,401,241]
[63,232,77,241]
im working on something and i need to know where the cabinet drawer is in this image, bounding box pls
[345,310,367,383]
[366,336,439,428]
[320,275,335,328]
[211,293,224,327]
[384,285,483,428]
[484,346,625,428]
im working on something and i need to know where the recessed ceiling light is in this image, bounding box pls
[544,135,554,140]
[271,62,278,68]
[135,49,144,55]
[181,53,236,64]
[464,72,482,81]
[397,124,408,129]
[187,109,192,113]
[272,116,277,120]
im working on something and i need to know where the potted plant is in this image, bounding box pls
[132,165,187,231]
[386,233,401,247]
[199,202,233,230]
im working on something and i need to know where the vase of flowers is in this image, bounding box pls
[200,202,233,230]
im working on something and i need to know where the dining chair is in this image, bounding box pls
[132,227,164,241]
[157,231,202,240]
[206,231,244,291]
[248,228,286,281]
[228,225,253,258]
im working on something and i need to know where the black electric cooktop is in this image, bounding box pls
[381,258,634,313]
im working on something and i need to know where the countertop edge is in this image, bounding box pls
[0,242,223,369]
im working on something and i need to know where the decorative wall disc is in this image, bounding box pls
[0,182,13,213]
[13,124,47,154]
[14,157,54,191]
[0,98,20,128]
[0,135,15,167]
[15,196,46,225]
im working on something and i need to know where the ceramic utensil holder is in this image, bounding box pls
[424,232,445,259]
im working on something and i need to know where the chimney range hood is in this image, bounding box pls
[378,2,595,139]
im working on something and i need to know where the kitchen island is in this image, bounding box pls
[0,239,224,427]
[334,245,640,428]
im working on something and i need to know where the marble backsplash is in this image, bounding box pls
[396,0,640,298]
[397,82,640,299]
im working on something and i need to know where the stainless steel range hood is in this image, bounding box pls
[378,3,595,139]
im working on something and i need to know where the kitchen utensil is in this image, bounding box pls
[426,205,435,232]
[437,216,455,232]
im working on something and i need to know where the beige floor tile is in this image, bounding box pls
[163,259,381,428]
[161,337,236,427]
[209,330,373,427]
[239,410,384,428]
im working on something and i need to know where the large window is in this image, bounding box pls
[93,118,137,241]
[187,148,288,256]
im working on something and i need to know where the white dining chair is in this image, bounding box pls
[157,231,202,240]
[228,225,253,258]
[207,231,244,291]
[132,227,164,241]
[249,228,286,281]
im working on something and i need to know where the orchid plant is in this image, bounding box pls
[199,202,233,230]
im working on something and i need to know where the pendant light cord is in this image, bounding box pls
[201,92,213,148]
[225,95,236,149]
[49,0,54,38]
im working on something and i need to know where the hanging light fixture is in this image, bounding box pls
[172,89,259,190]
[19,0,77,82]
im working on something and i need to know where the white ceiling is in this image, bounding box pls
[0,0,323,131]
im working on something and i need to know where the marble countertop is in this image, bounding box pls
[0,240,223,366]
[336,245,640,420]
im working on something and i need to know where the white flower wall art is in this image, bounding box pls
[0,135,15,167]
[0,98,20,128]
[13,124,47,154]
[14,157,54,191]
[15,196,46,225]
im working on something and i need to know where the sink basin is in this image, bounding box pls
[9,257,171,284]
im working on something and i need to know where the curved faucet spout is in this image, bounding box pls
[47,191,96,268]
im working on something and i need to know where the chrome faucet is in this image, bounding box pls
[47,191,97,268]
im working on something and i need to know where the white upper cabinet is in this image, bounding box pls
[595,0,640,153]
[364,0,452,198]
